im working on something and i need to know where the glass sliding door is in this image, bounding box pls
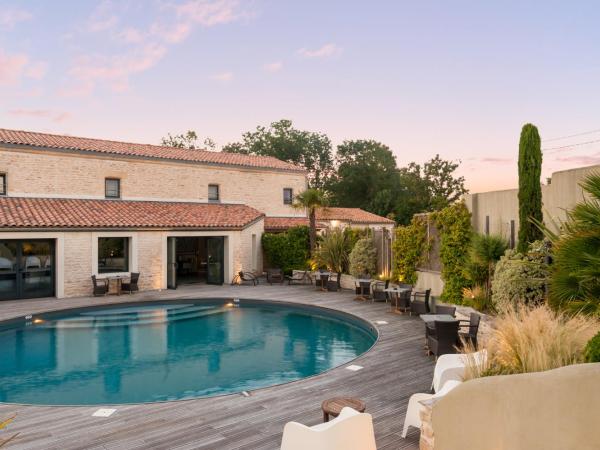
[206,237,224,285]
[0,239,55,300]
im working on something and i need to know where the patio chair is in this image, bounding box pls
[281,407,376,450]
[431,350,487,393]
[427,320,460,358]
[459,312,481,348]
[371,280,389,302]
[232,271,258,286]
[401,380,462,438]
[121,272,140,294]
[91,275,109,296]
[267,268,284,285]
[434,304,456,317]
[410,289,431,315]
[355,279,371,300]
[327,273,340,292]
[286,270,311,285]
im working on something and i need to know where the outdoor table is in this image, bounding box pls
[419,314,457,323]
[105,274,129,295]
[385,287,411,312]
[321,396,366,422]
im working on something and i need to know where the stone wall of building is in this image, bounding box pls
[0,146,307,217]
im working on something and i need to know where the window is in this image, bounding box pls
[283,188,293,205]
[208,184,219,202]
[485,215,490,235]
[105,178,121,199]
[0,173,5,196]
[98,237,129,273]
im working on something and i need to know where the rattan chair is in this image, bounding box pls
[459,312,481,348]
[121,272,140,294]
[410,289,431,315]
[91,275,109,296]
[267,268,284,285]
[427,320,460,358]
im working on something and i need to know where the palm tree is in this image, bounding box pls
[538,173,600,315]
[293,188,328,254]
[470,233,508,300]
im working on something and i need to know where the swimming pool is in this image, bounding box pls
[0,299,377,405]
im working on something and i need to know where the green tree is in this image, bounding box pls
[292,189,328,254]
[470,234,508,300]
[517,123,543,252]
[348,237,378,277]
[423,155,468,210]
[326,139,399,212]
[161,130,216,150]
[222,119,333,188]
[541,173,600,315]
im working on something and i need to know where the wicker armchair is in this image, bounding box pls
[121,272,140,294]
[267,268,284,285]
[459,312,481,348]
[91,275,109,296]
[410,289,431,315]
[427,320,460,357]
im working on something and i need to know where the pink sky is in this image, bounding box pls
[2,1,600,193]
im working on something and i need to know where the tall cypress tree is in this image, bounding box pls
[517,123,543,252]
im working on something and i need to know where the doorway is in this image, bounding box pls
[0,239,55,300]
[167,236,224,289]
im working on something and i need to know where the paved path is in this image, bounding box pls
[0,284,433,449]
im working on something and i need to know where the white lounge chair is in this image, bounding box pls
[280,407,376,450]
[401,380,462,438]
[431,350,487,393]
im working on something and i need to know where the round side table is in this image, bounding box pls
[321,397,366,422]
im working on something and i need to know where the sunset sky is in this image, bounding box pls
[2,0,600,192]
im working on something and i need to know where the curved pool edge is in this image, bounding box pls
[0,296,381,408]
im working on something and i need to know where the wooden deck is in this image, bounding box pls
[0,284,435,449]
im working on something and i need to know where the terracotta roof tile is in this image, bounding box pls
[0,197,263,230]
[316,207,395,224]
[264,217,310,231]
[0,128,304,172]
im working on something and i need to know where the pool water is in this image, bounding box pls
[0,299,376,405]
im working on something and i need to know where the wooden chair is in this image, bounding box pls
[91,275,109,296]
[121,272,140,294]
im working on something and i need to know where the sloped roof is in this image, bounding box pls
[0,128,304,172]
[316,207,395,224]
[0,197,263,230]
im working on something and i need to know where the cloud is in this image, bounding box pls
[68,43,167,93]
[0,51,28,85]
[8,109,71,123]
[0,8,32,29]
[175,0,246,27]
[263,61,283,72]
[210,71,233,82]
[298,43,342,58]
[554,153,600,166]
[480,157,512,164]
[25,61,48,80]
[63,0,250,95]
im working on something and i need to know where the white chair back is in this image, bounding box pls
[281,407,376,450]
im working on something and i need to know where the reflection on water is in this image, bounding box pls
[0,302,375,405]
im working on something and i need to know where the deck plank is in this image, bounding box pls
[0,284,431,449]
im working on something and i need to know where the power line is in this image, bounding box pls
[543,128,600,142]
[542,138,600,152]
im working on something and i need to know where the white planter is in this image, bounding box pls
[339,273,357,290]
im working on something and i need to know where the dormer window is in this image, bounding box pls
[105,178,121,199]
[208,184,220,202]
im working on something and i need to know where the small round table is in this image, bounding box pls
[321,397,366,422]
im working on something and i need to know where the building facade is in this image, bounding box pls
[0,129,307,300]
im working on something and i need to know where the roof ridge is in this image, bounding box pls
[0,128,305,172]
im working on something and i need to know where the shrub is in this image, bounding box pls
[470,234,508,300]
[314,228,349,283]
[349,237,377,277]
[261,226,310,274]
[463,305,599,379]
[462,286,495,313]
[432,201,472,304]
[491,240,549,311]
[584,331,600,363]
[392,215,428,284]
